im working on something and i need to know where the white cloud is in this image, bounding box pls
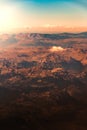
[50,46,65,52]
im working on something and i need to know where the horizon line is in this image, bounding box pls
[1,31,87,35]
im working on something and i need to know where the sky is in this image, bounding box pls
[0,0,87,33]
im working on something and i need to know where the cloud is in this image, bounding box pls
[50,46,66,52]
[43,24,58,28]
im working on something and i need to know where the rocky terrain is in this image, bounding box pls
[0,32,87,130]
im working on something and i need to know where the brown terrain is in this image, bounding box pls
[0,32,87,130]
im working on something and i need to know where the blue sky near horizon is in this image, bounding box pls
[0,0,87,32]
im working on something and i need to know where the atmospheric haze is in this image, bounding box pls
[0,0,87,33]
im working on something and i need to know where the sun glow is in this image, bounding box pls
[0,5,13,30]
[0,4,19,32]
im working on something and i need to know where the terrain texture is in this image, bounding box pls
[0,32,87,130]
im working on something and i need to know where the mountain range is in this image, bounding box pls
[0,32,87,130]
